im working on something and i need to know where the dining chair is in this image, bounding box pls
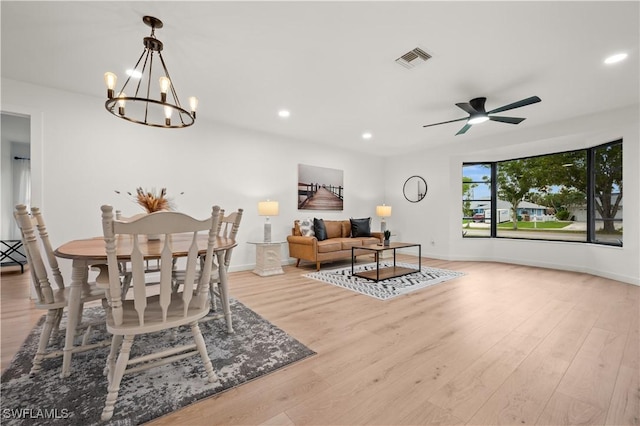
[13,204,109,376]
[172,208,243,333]
[115,210,162,297]
[98,205,220,421]
[208,208,243,311]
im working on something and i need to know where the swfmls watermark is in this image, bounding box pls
[2,408,70,420]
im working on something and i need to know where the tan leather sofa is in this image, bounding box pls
[287,219,382,270]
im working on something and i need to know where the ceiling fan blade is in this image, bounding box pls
[456,123,472,135]
[423,117,468,128]
[489,116,526,124]
[455,102,478,115]
[487,96,541,114]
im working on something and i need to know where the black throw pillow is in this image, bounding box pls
[313,218,327,241]
[350,217,371,238]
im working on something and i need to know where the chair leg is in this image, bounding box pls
[30,310,57,376]
[209,282,218,312]
[295,259,301,267]
[101,335,133,422]
[217,280,233,334]
[190,322,218,383]
[105,334,123,379]
[49,308,64,344]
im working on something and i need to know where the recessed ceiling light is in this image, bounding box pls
[604,52,628,65]
[362,132,373,140]
[126,69,142,78]
[278,110,290,118]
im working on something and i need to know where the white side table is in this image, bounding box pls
[247,241,285,276]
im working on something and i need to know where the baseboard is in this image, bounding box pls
[446,253,639,286]
[229,255,638,286]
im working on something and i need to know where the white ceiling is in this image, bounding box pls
[2,1,638,155]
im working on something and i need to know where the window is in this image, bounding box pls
[592,141,623,245]
[463,140,622,246]
[462,163,493,238]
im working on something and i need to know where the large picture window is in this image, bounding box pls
[462,140,622,246]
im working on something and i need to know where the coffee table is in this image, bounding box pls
[351,242,421,282]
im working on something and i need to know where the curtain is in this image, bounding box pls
[11,158,31,239]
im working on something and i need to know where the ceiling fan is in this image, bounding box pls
[423,96,542,135]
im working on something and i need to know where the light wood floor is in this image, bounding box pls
[2,257,638,425]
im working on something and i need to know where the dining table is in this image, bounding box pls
[54,233,237,378]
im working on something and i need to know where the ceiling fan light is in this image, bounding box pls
[468,115,489,125]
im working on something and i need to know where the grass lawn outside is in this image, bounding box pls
[497,221,571,230]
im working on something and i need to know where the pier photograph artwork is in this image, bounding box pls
[298,164,344,211]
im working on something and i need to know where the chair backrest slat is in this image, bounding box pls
[101,205,220,327]
[14,204,64,305]
[31,207,64,290]
[130,236,147,325]
[219,209,243,268]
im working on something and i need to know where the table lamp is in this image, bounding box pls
[376,204,392,233]
[258,200,279,242]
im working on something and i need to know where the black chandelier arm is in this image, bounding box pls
[157,52,185,111]
[104,97,195,128]
[143,50,155,124]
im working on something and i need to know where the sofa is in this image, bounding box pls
[287,218,382,271]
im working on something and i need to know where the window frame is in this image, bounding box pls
[462,139,622,246]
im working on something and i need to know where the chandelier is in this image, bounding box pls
[104,16,197,128]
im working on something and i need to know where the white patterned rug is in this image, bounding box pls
[1,299,315,426]
[305,262,465,300]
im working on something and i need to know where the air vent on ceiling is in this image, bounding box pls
[395,47,432,69]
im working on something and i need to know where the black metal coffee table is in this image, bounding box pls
[351,242,421,282]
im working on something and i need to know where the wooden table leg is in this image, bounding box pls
[61,259,87,378]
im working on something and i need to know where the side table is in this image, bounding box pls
[247,241,285,276]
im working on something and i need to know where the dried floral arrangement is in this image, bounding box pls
[115,187,182,213]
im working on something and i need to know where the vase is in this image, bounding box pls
[383,239,390,246]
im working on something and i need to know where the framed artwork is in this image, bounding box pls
[298,164,344,210]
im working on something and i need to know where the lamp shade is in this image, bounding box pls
[376,204,392,218]
[258,200,279,216]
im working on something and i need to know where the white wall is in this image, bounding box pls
[3,77,638,285]
[387,105,640,285]
[1,78,385,276]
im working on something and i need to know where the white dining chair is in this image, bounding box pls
[98,205,220,421]
[13,204,109,376]
[172,208,243,333]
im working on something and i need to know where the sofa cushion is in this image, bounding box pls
[317,239,342,253]
[360,236,380,246]
[341,220,351,237]
[314,218,327,241]
[340,238,363,250]
[350,217,372,238]
[299,218,315,237]
[324,220,343,239]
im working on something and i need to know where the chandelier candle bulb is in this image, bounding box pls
[164,105,172,126]
[159,77,171,102]
[117,93,126,116]
[104,72,117,99]
[189,97,198,118]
